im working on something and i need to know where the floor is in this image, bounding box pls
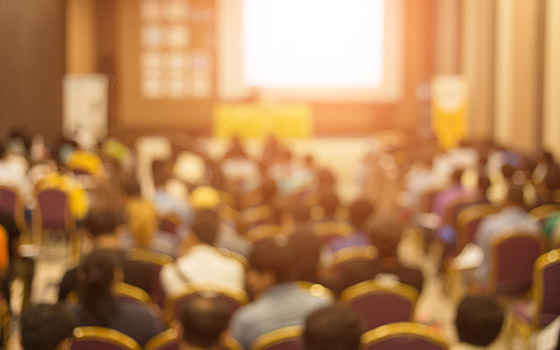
[6,137,531,349]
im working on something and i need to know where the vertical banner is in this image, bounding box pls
[431,75,468,149]
[63,74,109,147]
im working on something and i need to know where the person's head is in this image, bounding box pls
[367,216,402,259]
[178,296,231,349]
[78,249,121,325]
[192,209,219,245]
[21,304,76,350]
[455,295,504,346]
[152,159,172,188]
[477,175,491,201]
[286,202,311,225]
[320,192,339,218]
[247,237,294,294]
[83,210,122,243]
[303,304,363,350]
[501,164,516,181]
[348,198,375,230]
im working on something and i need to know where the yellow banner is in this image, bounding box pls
[431,76,469,149]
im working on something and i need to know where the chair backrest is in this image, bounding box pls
[165,284,248,323]
[251,326,302,350]
[456,204,500,254]
[533,249,560,326]
[488,231,544,295]
[311,221,356,244]
[144,329,180,350]
[36,188,70,228]
[114,282,153,305]
[0,186,19,215]
[530,204,560,222]
[159,213,182,236]
[245,224,283,243]
[126,249,173,307]
[340,280,418,331]
[329,246,378,274]
[361,322,448,350]
[295,282,335,301]
[241,205,275,230]
[71,327,141,350]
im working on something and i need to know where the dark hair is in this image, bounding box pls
[320,192,339,218]
[288,203,311,224]
[505,184,525,207]
[21,303,76,350]
[249,237,294,283]
[78,249,119,325]
[287,230,321,282]
[455,295,504,346]
[84,210,121,238]
[451,168,464,184]
[367,216,402,258]
[152,159,172,187]
[303,304,363,350]
[179,296,231,348]
[348,199,374,229]
[192,209,219,245]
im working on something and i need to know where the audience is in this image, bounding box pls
[68,249,166,346]
[452,295,504,350]
[177,296,231,350]
[230,237,331,349]
[303,304,363,350]
[21,303,76,350]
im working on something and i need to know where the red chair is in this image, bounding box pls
[158,213,182,237]
[34,188,79,260]
[126,249,173,308]
[71,327,141,350]
[340,280,418,331]
[251,326,302,350]
[455,203,499,255]
[488,231,544,296]
[361,322,448,350]
[512,249,560,339]
[0,186,28,241]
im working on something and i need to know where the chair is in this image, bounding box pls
[245,224,283,243]
[126,249,173,307]
[158,213,182,237]
[71,327,141,350]
[361,322,448,350]
[164,284,248,323]
[329,246,378,273]
[487,231,544,296]
[530,204,560,223]
[33,188,79,261]
[512,249,560,340]
[251,326,302,350]
[311,221,355,244]
[455,203,500,255]
[340,280,418,331]
[114,282,153,305]
[0,185,28,241]
[144,329,180,350]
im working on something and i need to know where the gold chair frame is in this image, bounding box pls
[251,326,302,350]
[73,326,141,350]
[361,322,448,350]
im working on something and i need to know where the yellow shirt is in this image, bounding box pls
[66,150,105,176]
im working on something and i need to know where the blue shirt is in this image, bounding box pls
[230,282,331,349]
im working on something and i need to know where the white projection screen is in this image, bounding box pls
[218,0,403,103]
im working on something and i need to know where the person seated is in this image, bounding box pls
[326,216,423,295]
[432,168,472,219]
[152,159,193,226]
[287,228,322,283]
[120,179,178,257]
[473,185,541,284]
[451,295,504,350]
[58,210,154,301]
[315,191,341,223]
[176,296,231,350]
[327,198,375,252]
[303,304,363,350]
[67,249,166,347]
[230,237,331,349]
[160,209,245,298]
[20,303,76,350]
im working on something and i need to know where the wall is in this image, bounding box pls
[0,0,66,145]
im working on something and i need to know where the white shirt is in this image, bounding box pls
[160,245,245,298]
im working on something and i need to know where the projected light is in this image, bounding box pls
[243,0,385,88]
